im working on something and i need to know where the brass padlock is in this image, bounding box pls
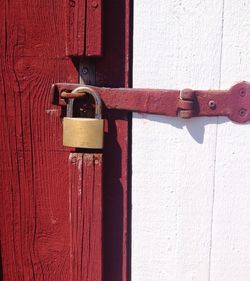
[63,86,104,149]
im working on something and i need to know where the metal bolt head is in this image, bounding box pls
[91,1,98,8]
[240,88,246,97]
[71,156,77,163]
[239,108,247,117]
[208,100,216,110]
[81,67,88,75]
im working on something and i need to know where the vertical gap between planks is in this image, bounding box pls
[208,1,225,280]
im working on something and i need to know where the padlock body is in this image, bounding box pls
[63,117,104,149]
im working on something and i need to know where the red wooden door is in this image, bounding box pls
[0,1,131,280]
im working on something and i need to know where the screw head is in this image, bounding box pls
[81,67,88,75]
[208,100,216,110]
[240,88,246,97]
[239,108,247,117]
[91,1,98,8]
[71,156,77,163]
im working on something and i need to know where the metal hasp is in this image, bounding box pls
[52,81,250,123]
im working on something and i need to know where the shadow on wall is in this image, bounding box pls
[133,114,235,144]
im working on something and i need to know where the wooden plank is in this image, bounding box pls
[210,1,250,280]
[0,0,78,280]
[132,0,224,280]
[69,153,102,281]
[0,1,131,281]
[65,0,86,56]
[86,0,103,56]
[65,0,103,57]
[93,0,131,280]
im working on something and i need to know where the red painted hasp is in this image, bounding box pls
[53,81,250,123]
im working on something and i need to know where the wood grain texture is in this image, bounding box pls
[65,0,86,56]
[69,1,132,280]
[86,0,103,56]
[65,0,103,57]
[132,0,223,280]
[0,0,77,280]
[0,0,131,280]
[69,153,102,281]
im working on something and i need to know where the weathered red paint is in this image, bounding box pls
[53,81,250,123]
[0,1,131,281]
[65,0,103,57]
[86,0,103,56]
[69,153,102,281]
[0,1,78,279]
[65,0,86,56]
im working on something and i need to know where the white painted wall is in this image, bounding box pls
[132,1,250,281]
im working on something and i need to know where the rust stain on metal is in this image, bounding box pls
[52,82,250,123]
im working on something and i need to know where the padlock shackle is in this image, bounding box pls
[67,86,102,119]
